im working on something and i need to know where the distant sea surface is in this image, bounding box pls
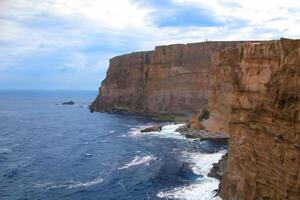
[0,90,226,200]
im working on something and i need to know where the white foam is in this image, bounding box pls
[35,176,103,190]
[181,150,226,175]
[157,150,227,200]
[66,177,103,189]
[126,123,186,140]
[157,177,219,200]
[0,148,12,154]
[118,154,157,170]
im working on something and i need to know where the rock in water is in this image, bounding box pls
[140,125,162,132]
[62,101,74,105]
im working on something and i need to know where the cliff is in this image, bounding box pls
[207,38,300,200]
[91,41,248,117]
[92,38,299,199]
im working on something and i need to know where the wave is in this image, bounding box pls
[157,177,221,200]
[157,150,226,200]
[0,148,12,154]
[118,154,157,170]
[126,123,186,140]
[35,176,103,190]
[181,150,226,176]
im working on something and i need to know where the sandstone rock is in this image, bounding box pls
[186,115,205,130]
[91,41,250,116]
[207,38,300,200]
[140,125,162,132]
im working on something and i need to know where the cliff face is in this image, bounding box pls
[91,41,246,116]
[207,38,300,200]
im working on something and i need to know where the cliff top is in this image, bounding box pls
[109,40,273,61]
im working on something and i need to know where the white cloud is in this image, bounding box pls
[0,0,299,89]
[49,0,153,30]
[172,0,300,38]
[1,0,298,56]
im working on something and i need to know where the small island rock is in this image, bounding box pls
[62,101,75,105]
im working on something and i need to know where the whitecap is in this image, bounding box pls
[0,148,12,154]
[109,130,115,133]
[35,176,103,190]
[157,150,227,200]
[118,154,157,170]
[66,177,103,189]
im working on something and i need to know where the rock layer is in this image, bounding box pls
[91,41,247,116]
[207,38,300,200]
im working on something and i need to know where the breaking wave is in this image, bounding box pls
[157,150,226,200]
[127,123,186,140]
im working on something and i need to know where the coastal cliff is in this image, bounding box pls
[92,38,299,199]
[207,38,300,200]
[91,41,246,117]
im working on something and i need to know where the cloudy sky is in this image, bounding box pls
[1,0,299,90]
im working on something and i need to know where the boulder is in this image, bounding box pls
[140,125,162,132]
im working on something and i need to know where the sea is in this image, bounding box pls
[0,90,227,200]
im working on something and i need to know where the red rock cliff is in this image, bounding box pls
[207,38,300,200]
[91,41,246,116]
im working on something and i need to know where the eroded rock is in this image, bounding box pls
[175,125,229,141]
[140,125,162,132]
[208,38,300,200]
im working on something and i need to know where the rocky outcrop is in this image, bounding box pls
[140,125,162,132]
[175,125,229,141]
[91,41,249,117]
[208,153,228,181]
[207,38,300,200]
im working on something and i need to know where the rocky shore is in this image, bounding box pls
[175,125,229,142]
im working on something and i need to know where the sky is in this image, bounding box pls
[0,0,299,90]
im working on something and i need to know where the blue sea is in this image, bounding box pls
[0,90,226,200]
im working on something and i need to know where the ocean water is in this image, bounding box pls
[0,90,227,200]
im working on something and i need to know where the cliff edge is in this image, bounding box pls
[207,38,300,200]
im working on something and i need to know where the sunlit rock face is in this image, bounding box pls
[207,38,300,200]
[91,41,245,116]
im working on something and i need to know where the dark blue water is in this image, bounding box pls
[0,90,226,200]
